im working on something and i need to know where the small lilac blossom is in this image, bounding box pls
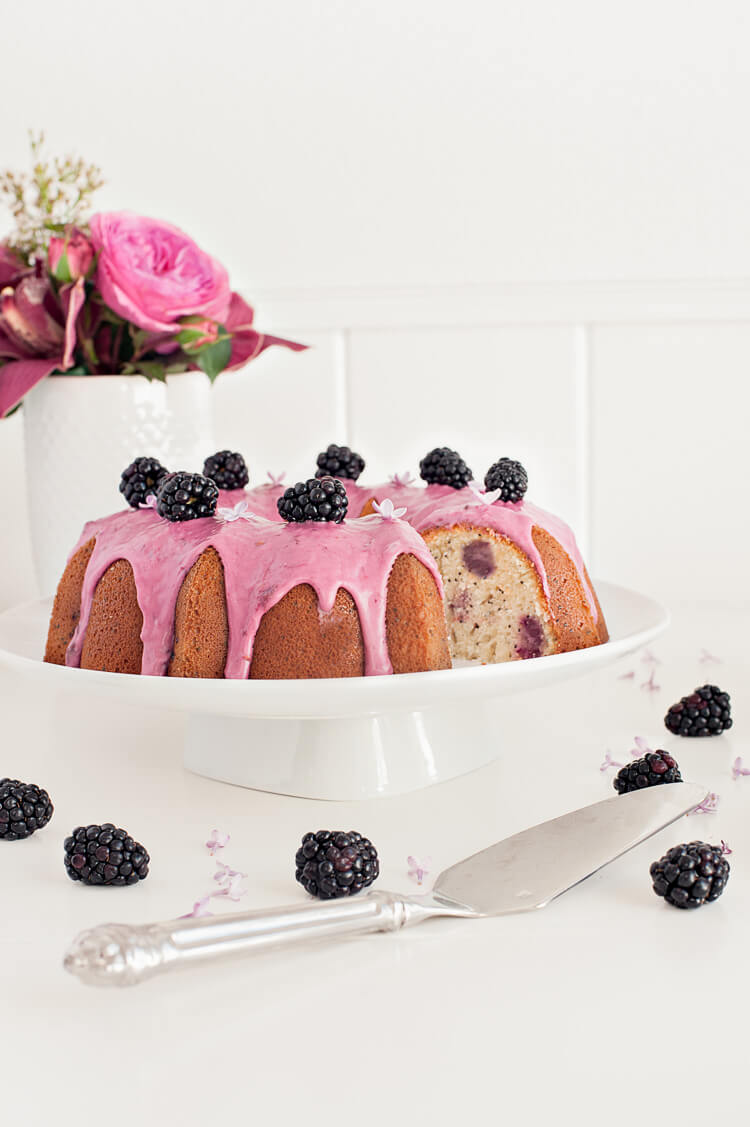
[179,896,214,919]
[699,648,721,664]
[390,471,415,487]
[407,856,431,885]
[267,471,286,485]
[213,860,247,884]
[689,792,720,816]
[600,751,624,773]
[630,736,654,757]
[372,498,407,520]
[721,840,733,856]
[212,872,247,902]
[640,670,660,694]
[205,829,230,855]
[732,757,750,781]
[468,481,502,506]
[216,500,250,523]
[138,493,158,510]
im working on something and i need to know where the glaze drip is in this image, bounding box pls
[65,494,444,679]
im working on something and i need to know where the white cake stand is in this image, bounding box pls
[0,581,667,800]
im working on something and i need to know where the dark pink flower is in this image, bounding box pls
[0,275,84,417]
[223,291,307,370]
[90,211,232,333]
[48,228,95,282]
[0,244,25,287]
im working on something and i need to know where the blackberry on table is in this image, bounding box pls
[315,444,365,482]
[613,750,682,795]
[419,447,473,489]
[64,823,150,886]
[156,472,219,522]
[296,830,379,899]
[484,457,528,502]
[0,778,54,840]
[202,450,249,491]
[277,476,348,523]
[650,841,729,909]
[119,456,169,509]
[664,684,732,738]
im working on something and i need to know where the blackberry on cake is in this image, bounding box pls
[664,685,732,737]
[295,830,379,899]
[277,476,348,523]
[202,450,249,491]
[315,444,365,482]
[419,446,473,489]
[613,750,682,795]
[64,823,150,886]
[156,472,219,522]
[484,458,528,503]
[119,456,169,509]
[650,841,729,909]
[0,778,54,840]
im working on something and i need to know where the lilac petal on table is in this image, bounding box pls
[205,829,230,855]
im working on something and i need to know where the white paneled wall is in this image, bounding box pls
[2,284,749,612]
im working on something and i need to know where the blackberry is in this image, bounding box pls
[484,457,528,503]
[277,476,348,523]
[202,449,249,490]
[315,443,365,482]
[650,841,729,909]
[664,684,732,737]
[0,778,54,840]
[613,750,682,795]
[419,446,473,489]
[64,823,150,886]
[295,830,379,899]
[156,471,219,522]
[119,456,169,509]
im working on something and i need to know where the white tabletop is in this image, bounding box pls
[2,600,747,1127]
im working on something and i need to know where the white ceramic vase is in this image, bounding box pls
[23,371,215,595]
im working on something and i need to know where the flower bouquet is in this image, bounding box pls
[0,134,305,418]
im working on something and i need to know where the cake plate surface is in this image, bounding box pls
[0,581,667,799]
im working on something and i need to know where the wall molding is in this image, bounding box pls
[253,279,750,332]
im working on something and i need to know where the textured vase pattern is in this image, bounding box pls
[24,372,215,595]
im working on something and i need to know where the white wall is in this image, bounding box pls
[2,1,749,610]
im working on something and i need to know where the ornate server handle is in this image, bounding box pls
[63,890,446,987]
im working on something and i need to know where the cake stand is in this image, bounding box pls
[0,581,667,800]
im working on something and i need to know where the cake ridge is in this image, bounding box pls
[64,497,445,678]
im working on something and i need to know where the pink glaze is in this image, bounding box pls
[64,498,444,678]
[359,482,598,622]
[248,475,598,621]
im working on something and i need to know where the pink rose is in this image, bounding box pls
[89,212,231,333]
[48,228,94,282]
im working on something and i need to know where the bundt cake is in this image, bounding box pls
[45,442,608,678]
[247,445,608,663]
[44,459,451,679]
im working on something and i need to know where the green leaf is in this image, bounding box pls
[134,361,167,383]
[63,364,90,375]
[52,250,72,283]
[195,333,232,383]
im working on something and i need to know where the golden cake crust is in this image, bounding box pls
[44,537,96,665]
[80,558,144,674]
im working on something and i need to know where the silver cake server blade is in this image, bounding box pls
[64,782,707,987]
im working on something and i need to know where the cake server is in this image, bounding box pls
[64,782,706,987]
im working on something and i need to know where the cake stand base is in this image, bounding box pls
[183,700,503,800]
